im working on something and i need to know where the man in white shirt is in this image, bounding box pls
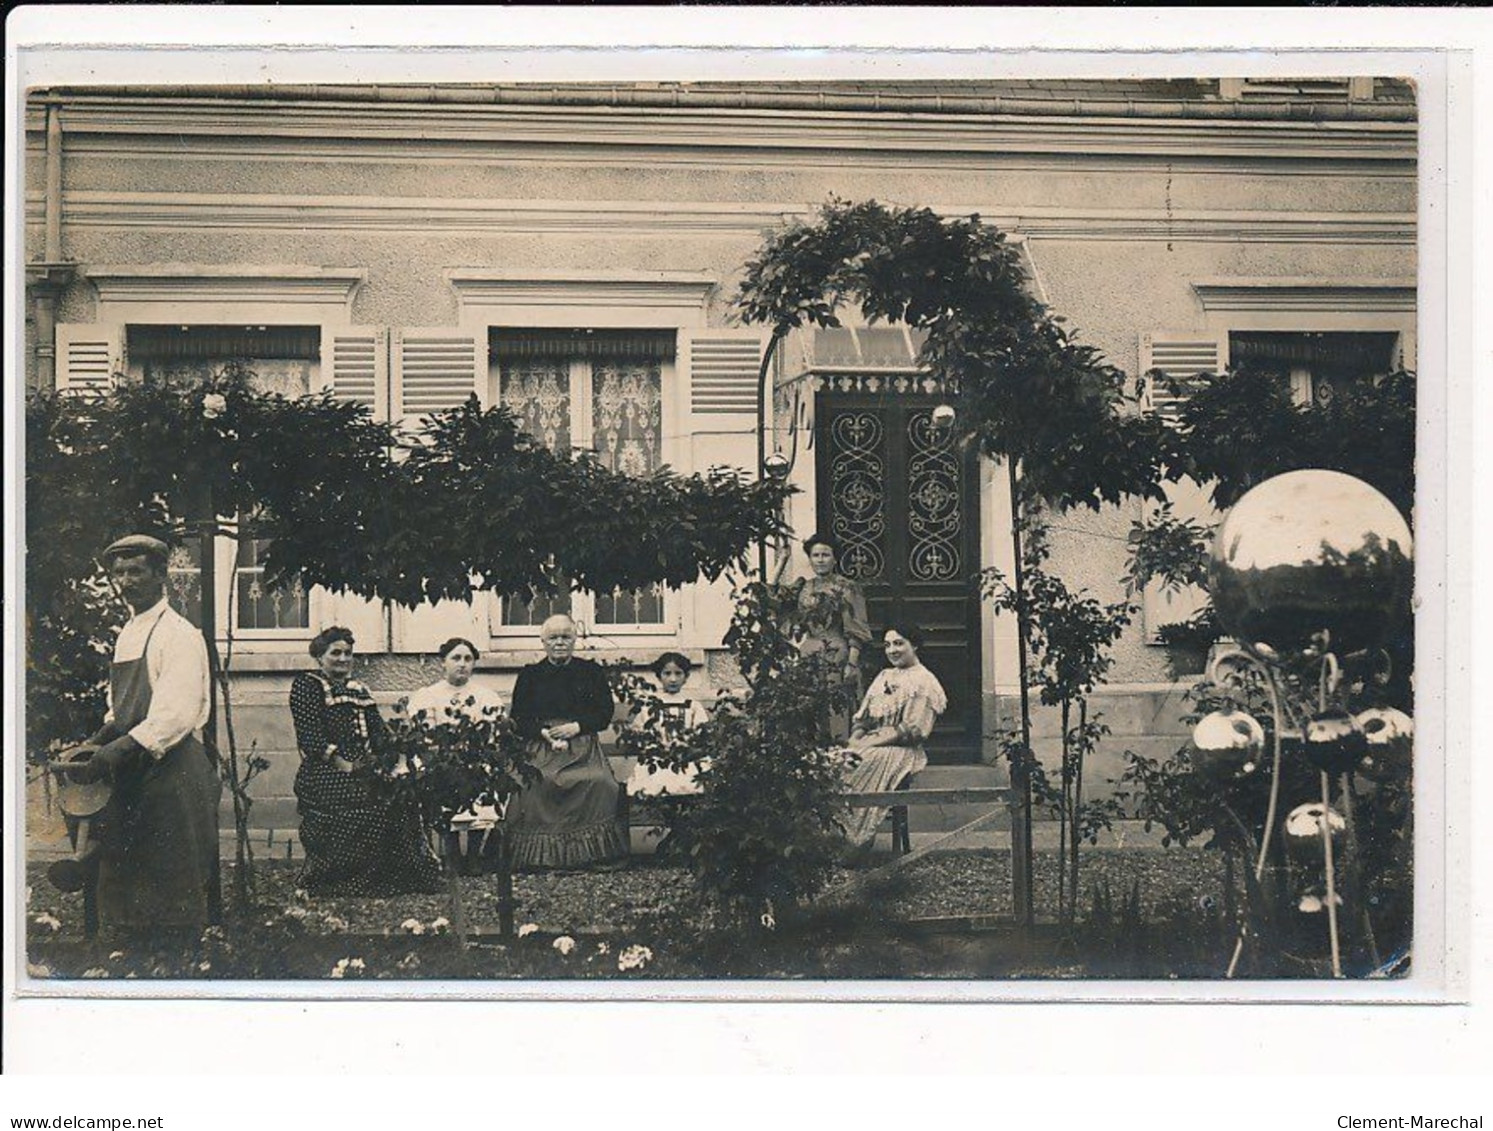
[64,534,222,939]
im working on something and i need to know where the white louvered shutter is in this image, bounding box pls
[1139,332,1226,644]
[393,328,485,426]
[55,323,122,397]
[389,328,486,651]
[681,328,768,645]
[319,326,388,418]
[684,328,767,418]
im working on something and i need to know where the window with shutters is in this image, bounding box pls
[489,328,674,635]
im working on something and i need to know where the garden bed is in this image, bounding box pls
[22,845,1316,982]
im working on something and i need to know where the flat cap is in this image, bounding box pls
[102,534,170,564]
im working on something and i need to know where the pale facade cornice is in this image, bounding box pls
[447,269,716,330]
[39,193,1416,247]
[1193,277,1417,313]
[47,135,1418,183]
[83,265,366,324]
[32,101,1418,164]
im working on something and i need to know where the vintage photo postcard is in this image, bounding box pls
[7,18,1465,1028]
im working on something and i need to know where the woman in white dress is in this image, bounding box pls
[405,637,507,873]
[840,623,947,851]
[625,652,711,798]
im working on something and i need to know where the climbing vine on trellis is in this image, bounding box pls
[736,199,1183,922]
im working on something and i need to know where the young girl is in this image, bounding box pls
[625,652,711,798]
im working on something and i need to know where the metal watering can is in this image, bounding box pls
[45,753,114,894]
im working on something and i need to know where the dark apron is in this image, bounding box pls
[97,614,222,933]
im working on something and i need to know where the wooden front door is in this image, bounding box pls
[815,394,982,761]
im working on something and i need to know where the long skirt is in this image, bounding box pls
[294,760,441,897]
[97,736,222,935]
[505,734,627,870]
[840,744,928,848]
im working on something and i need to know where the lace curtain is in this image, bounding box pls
[497,354,665,626]
[500,360,572,452]
[592,360,662,476]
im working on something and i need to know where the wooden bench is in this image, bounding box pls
[626,779,1010,856]
[843,781,1012,854]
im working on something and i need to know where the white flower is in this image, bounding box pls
[32,913,62,932]
[428,917,450,934]
[517,922,539,938]
[760,911,776,931]
[198,961,212,973]
[82,967,110,979]
[552,935,577,956]
[349,958,366,971]
[26,963,52,978]
[617,944,653,972]
[595,941,611,955]
[202,392,227,419]
[400,918,426,935]
[108,950,126,961]
[330,965,345,979]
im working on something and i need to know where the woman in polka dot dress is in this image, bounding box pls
[290,627,441,896]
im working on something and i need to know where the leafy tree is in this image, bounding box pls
[983,511,1130,925]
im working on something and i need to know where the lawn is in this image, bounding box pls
[23,844,1281,982]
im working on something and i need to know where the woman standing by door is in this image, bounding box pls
[784,532,872,742]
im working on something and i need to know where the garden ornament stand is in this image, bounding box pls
[1194,469,1413,978]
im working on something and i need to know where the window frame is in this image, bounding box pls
[487,343,680,640]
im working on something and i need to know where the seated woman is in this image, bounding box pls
[290,627,442,896]
[625,651,712,798]
[504,615,628,870]
[405,636,507,874]
[839,622,948,852]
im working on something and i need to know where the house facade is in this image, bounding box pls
[23,79,1417,829]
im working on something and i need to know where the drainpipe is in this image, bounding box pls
[28,98,74,391]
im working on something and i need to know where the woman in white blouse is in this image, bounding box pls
[839,622,948,853]
[406,637,507,873]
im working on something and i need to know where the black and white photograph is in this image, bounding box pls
[7,22,1478,1104]
[12,53,1437,992]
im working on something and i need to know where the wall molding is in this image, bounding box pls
[50,134,1419,183]
[447,269,716,330]
[1194,277,1417,313]
[83,264,366,323]
[39,192,1416,247]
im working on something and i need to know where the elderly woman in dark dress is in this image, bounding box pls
[290,627,441,896]
[503,614,628,870]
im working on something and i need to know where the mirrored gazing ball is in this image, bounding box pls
[1189,709,1266,780]
[1355,707,1413,782]
[1208,470,1413,665]
[1284,801,1347,854]
[1304,708,1369,774]
[1296,890,1344,915]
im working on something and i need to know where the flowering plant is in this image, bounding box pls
[374,698,539,834]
